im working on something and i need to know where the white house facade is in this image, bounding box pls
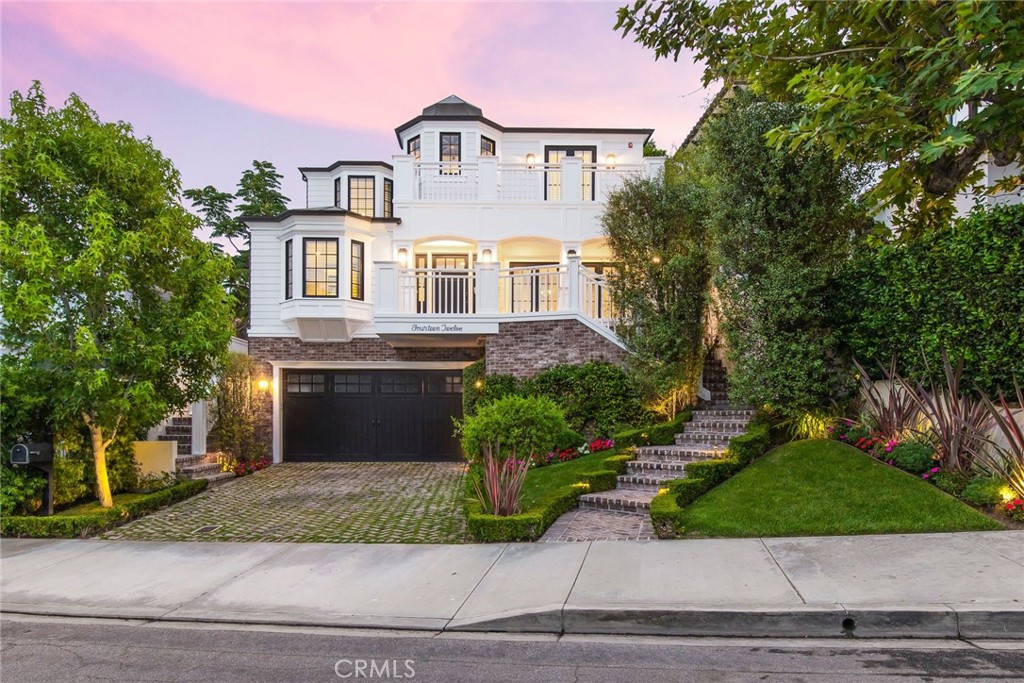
[245,96,665,463]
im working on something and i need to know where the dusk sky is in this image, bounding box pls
[2,1,714,215]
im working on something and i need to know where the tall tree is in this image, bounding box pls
[617,0,1024,234]
[694,90,872,415]
[602,172,712,417]
[186,160,288,335]
[0,83,234,507]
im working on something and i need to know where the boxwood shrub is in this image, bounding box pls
[613,410,692,448]
[1,478,208,539]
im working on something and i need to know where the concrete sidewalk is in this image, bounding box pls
[2,531,1022,639]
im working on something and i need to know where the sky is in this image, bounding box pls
[2,1,714,215]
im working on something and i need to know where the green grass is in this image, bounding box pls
[57,492,154,516]
[678,439,1003,538]
[519,452,611,509]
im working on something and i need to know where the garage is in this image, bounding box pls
[282,369,464,461]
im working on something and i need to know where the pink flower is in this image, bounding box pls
[930,467,940,473]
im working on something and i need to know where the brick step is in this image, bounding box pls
[692,408,756,419]
[178,462,221,476]
[617,473,678,492]
[684,419,751,431]
[198,471,236,486]
[579,489,656,512]
[627,460,689,476]
[171,416,192,427]
[158,434,191,443]
[633,446,723,462]
[675,432,734,447]
[163,425,192,436]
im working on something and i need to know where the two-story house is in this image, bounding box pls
[245,96,665,463]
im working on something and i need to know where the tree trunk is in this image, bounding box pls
[88,424,114,509]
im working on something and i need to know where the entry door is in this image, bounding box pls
[432,254,471,314]
[509,262,560,313]
[545,146,597,201]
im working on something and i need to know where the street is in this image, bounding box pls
[2,615,1021,682]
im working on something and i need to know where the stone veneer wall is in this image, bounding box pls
[484,319,626,379]
[247,337,484,453]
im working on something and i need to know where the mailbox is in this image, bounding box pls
[10,443,55,515]
[10,442,53,465]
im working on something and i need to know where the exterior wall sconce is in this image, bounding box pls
[482,248,493,262]
[567,249,578,257]
[474,378,484,390]
[525,153,536,169]
[651,253,663,265]
[605,153,616,168]
[257,379,271,392]
[398,248,408,268]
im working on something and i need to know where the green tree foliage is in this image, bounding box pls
[459,395,567,461]
[838,204,1024,396]
[601,173,712,417]
[696,91,871,415]
[0,83,235,507]
[521,362,649,436]
[211,352,270,461]
[643,139,668,157]
[617,0,1024,233]
[185,160,288,335]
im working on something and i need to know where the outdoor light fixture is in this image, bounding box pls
[257,379,270,391]
[474,379,484,390]
[605,153,616,168]
[651,254,663,265]
[525,153,536,168]
[567,249,577,257]
[482,248,493,262]
[398,248,408,268]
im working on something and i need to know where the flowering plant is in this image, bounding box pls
[223,456,271,477]
[1003,497,1024,523]
[531,438,615,468]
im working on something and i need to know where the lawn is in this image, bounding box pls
[58,492,154,516]
[519,451,612,509]
[678,439,1003,537]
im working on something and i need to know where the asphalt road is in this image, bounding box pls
[2,616,1021,683]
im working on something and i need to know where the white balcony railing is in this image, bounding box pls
[375,258,616,335]
[400,156,659,203]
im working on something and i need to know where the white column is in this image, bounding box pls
[375,261,400,313]
[478,157,498,201]
[190,399,207,456]
[644,156,667,178]
[566,252,581,312]
[393,155,414,200]
[562,156,583,203]
[476,262,499,314]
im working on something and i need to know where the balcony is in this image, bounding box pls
[393,156,665,204]
[372,257,619,348]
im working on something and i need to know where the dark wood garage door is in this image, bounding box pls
[282,369,464,461]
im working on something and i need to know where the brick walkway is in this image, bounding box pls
[102,462,468,544]
[539,508,655,542]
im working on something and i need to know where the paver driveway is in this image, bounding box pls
[102,462,468,543]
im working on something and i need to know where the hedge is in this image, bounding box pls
[613,410,692,448]
[465,453,626,542]
[1,479,208,539]
[650,421,772,538]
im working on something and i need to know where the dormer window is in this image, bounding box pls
[480,136,496,157]
[407,136,421,160]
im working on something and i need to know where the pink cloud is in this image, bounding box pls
[5,2,712,149]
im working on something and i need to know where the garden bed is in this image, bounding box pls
[465,450,632,542]
[0,479,208,539]
[672,440,1002,538]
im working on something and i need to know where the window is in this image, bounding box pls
[440,132,461,175]
[383,178,393,218]
[334,372,372,394]
[480,136,496,157]
[407,135,421,160]
[350,240,364,301]
[303,238,339,297]
[348,176,375,217]
[380,373,421,394]
[284,239,293,300]
[427,373,463,394]
[334,177,342,207]
[544,146,597,201]
[286,373,326,394]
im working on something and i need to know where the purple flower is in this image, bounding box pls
[930,467,940,473]
[922,473,930,479]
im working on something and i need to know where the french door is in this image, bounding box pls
[509,262,561,313]
[544,146,597,201]
[415,254,472,314]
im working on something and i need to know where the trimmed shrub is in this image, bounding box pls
[602,453,634,475]
[1,479,207,538]
[667,477,713,507]
[726,423,772,466]
[555,428,587,451]
[613,410,691,448]
[458,395,567,461]
[0,463,46,516]
[962,476,1007,507]
[684,459,743,487]
[462,360,519,417]
[522,362,649,436]
[650,491,685,538]
[889,441,937,474]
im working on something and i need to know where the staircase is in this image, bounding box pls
[575,356,752,517]
[156,416,234,485]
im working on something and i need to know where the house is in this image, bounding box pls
[244,96,665,463]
